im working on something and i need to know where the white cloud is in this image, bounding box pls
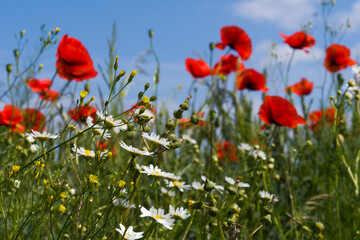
[232,0,316,30]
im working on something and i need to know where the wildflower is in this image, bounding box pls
[216,141,237,162]
[182,135,197,145]
[68,105,97,123]
[25,130,59,141]
[201,175,224,194]
[259,190,279,202]
[27,78,51,92]
[140,164,180,180]
[324,44,356,73]
[140,206,175,230]
[60,192,68,198]
[216,26,252,61]
[191,181,205,191]
[39,89,59,102]
[225,176,250,188]
[258,96,307,128]
[236,69,268,92]
[0,105,25,132]
[165,179,191,192]
[30,144,39,153]
[352,64,360,77]
[14,180,21,188]
[115,224,144,239]
[251,150,267,160]
[89,174,99,184]
[130,103,156,125]
[280,31,315,53]
[238,143,252,152]
[86,117,111,140]
[169,205,191,220]
[96,111,127,132]
[285,78,314,96]
[12,165,20,173]
[309,108,336,131]
[185,58,210,78]
[118,180,126,188]
[58,204,66,213]
[22,109,46,131]
[213,54,244,75]
[56,34,98,81]
[119,141,154,156]
[141,132,170,148]
[161,187,175,197]
[71,145,95,159]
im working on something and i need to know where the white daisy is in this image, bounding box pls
[251,150,266,160]
[86,117,111,139]
[201,175,224,193]
[96,111,127,133]
[165,179,191,192]
[352,64,360,76]
[182,135,197,145]
[142,132,170,148]
[191,181,205,191]
[119,141,154,156]
[25,130,58,141]
[225,176,250,188]
[140,164,180,180]
[29,144,39,153]
[161,187,175,197]
[72,145,108,159]
[169,205,191,220]
[14,180,21,188]
[238,143,252,152]
[113,198,135,208]
[115,223,143,240]
[259,190,279,202]
[140,206,175,230]
[25,135,35,143]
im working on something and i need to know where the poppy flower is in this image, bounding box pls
[56,34,98,81]
[22,109,46,131]
[40,90,59,102]
[279,31,315,53]
[216,26,252,61]
[324,44,356,73]
[0,105,25,132]
[68,105,97,123]
[216,141,237,163]
[27,79,52,92]
[236,69,268,92]
[258,96,307,128]
[185,58,210,78]
[309,108,336,131]
[285,78,313,96]
[213,54,245,75]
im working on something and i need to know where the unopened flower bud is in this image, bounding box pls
[6,64,13,73]
[166,119,175,130]
[306,140,312,146]
[148,29,154,38]
[204,178,215,192]
[128,70,137,83]
[150,96,157,101]
[13,49,20,58]
[261,214,272,225]
[173,110,183,119]
[144,82,150,91]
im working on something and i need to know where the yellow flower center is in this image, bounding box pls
[84,150,92,156]
[173,181,182,187]
[155,214,163,220]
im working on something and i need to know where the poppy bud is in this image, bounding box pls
[13,49,20,58]
[150,96,157,101]
[6,64,13,73]
[144,82,150,91]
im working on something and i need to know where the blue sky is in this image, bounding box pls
[1,0,360,113]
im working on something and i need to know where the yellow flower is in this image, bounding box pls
[80,90,88,100]
[43,179,48,185]
[12,165,20,172]
[60,192,68,199]
[141,95,150,104]
[118,180,126,188]
[89,174,99,184]
[59,204,66,213]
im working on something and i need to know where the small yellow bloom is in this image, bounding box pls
[130,181,134,185]
[35,161,41,168]
[35,172,40,180]
[89,174,99,184]
[60,192,68,199]
[141,95,150,104]
[118,180,126,188]
[39,64,44,69]
[9,171,13,177]
[80,90,88,99]
[55,27,60,33]
[12,165,20,172]
[48,195,54,203]
[41,164,45,172]
[59,204,66,213]
[43,179,48,185]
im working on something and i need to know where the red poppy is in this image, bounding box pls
[236,69,268,92]
[324,44,356,73]
[280,31,315,53]
[22,109,46,131]
[39,89,59,102]
[285,78,313,96]
[0,105,25,132]
[216,26,252,61]
[213,54,245,75]
[258,96,307,128]
[27,79,52,92]
[68,105,97,122]
[309,108,336,131]
[185,58,210,78]
[216,141,237,162]
[56,34,98,81]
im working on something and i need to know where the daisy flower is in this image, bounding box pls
[14,180,21,188]
[225,176,250,188]
[238,143,252,152]
[142,132,170,148]
[96,111,127,133]
[251,150,267,160]
[161,187,175,197]
[115,224,143,240]
[25,130,58,141]
[259,190,279,202]
[182,135,197,145]
[113,198,135,208]
[72,145,108,159]
[201,175,224,193]
[140,164,180,180]
[86,117,111,139]
[165,179,191,192]
[191,181,205,191]
[169,205,191,220]
[30,144,39,153]
[352,64,360,76]
[119,141,154,156]
[140,206,175,230]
